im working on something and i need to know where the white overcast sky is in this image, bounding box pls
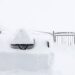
[0,0,75,32]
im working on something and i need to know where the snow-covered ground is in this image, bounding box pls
[51,45,75,75]
[0,33,75,75]
[1,45,75,75]
[0,32,75,75]
[1,40,75,75]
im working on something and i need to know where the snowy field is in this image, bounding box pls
[0,41,75,75]
[51,45,75,75]
[0,34,75,75]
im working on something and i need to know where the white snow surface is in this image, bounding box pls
[11,29,34,44]
[0,33,75,75]
[0,34,75,75]
[1,44,75,75]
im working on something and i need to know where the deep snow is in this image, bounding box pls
[0,32,75,75]
[0,41,75,75]
[1,44,75,75]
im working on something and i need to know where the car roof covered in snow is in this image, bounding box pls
[11,29,34,44]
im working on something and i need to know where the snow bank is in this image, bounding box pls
[0,50,53,71]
